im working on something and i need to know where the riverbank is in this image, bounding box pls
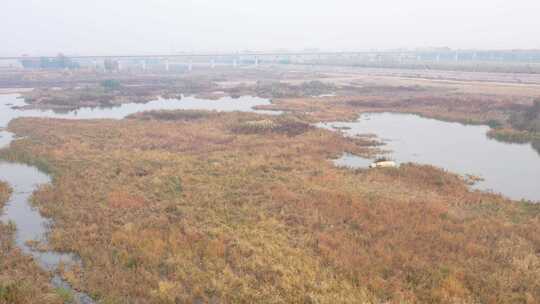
[0,92,283,304]
[254,87,540,154]
[1,67,540,303]
[6,67,540,150]
[4,110,540,303]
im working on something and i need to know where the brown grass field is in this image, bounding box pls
[2,109,539,303]
[1,67,540,303]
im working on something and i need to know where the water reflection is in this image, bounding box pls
[1,94,278,128]
[322,112,540,202]
[0,92,278,303]
[0,162,77,268]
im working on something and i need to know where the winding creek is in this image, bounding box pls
[1,92,540,302]
[0,93,276,303]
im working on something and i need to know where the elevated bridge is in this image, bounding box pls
[3,50,540,72]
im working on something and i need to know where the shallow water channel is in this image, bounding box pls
[0,93,276,303]
[2,93,539,301]
[320,112,540,202]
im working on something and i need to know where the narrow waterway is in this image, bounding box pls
[0,93,276,303]
[320,112,540,202]
[2,92,540,302]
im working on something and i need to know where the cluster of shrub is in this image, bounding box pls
[509,99,540,133]
[488,99,540,154]
[253,80,336,98]
[129,109,218,121]
[232,116,312,136]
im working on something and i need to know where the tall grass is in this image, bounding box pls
[5,112,540,303]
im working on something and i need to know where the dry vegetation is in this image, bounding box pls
[3,67,540,302]
[226,80,337,98]
[0,181,63,304]
[250,83,540,153]
[2,111,540,303]
[1,67,328,110]
[9,67,540,147]
[130,109,222,122]
[20,78,216,111]
[18,78,336,112]
[487,99,540,145]
[255,87,512,124]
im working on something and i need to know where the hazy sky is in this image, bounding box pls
[2,0,540,56]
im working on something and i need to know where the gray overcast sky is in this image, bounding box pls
[2,0,540,56]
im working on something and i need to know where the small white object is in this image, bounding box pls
[369,161,397,168]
